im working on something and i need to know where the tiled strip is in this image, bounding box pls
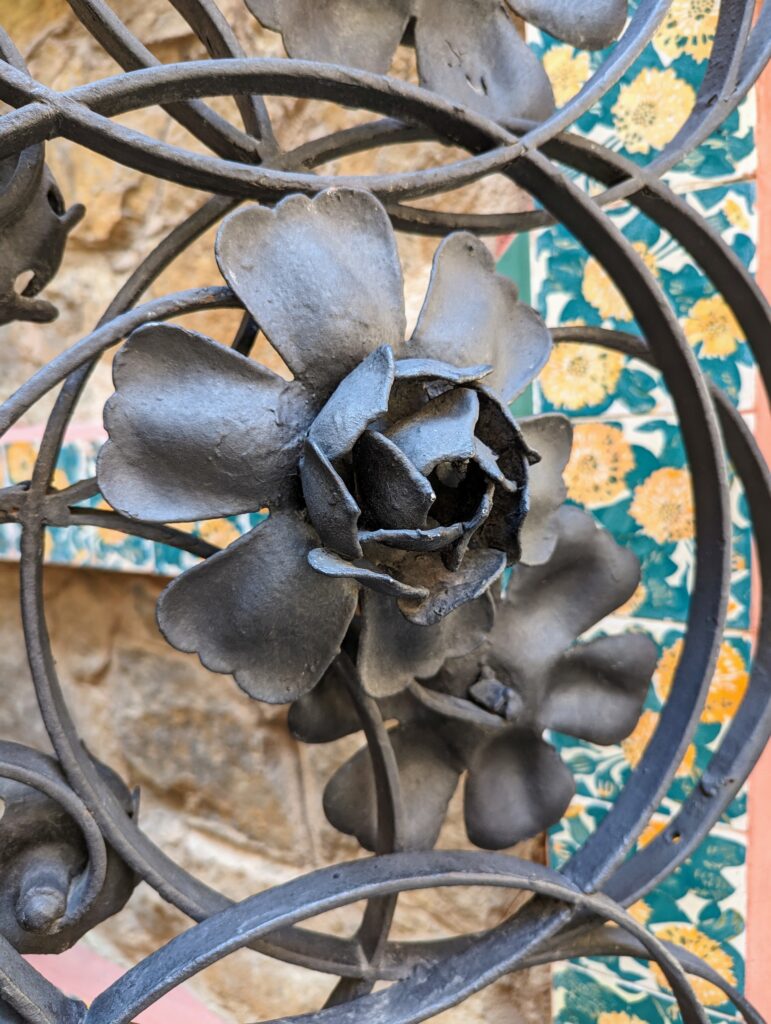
[525,3,759,1013]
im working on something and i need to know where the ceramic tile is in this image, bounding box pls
[560,416,751,628]
[530,182,758,419]
[527,0,756,190]
[550,804,747,1019]
[553,962,746,1023]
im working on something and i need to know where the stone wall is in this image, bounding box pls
[0,2,547,1020]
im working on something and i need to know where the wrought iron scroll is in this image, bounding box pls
[0,2,768,1022]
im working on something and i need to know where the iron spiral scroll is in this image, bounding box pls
[0,1,769,1021]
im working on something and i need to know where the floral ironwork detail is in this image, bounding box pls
[0,745,136,955]
[293,505,657,850]
[0,0,766,1021]
[0,145,84,327]
[97,187,564,704]
[247,0,628,124]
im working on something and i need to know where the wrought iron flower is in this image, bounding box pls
[293,506,658,850]
[246,0,628,124]
[0,145,84,327]
[98,187,568,704]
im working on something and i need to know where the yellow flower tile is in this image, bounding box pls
[582,242,658,320]
[564,423,635,507]
[6,442,38,484]
[616,582,647,617]
[598,1014,647,1024]
[196,519,243,548]
[629,467,694,544]
[612,67,695,155]
[622,709,695,777]
[627,900,653,927]
[543,45,592,106]
[653,0,719,63]
[650,924,737,1006]
[683,294,744,358]
[654,638,749,725]
[540,343,626,410]
[724,196,750,231]
[638,818,668,850]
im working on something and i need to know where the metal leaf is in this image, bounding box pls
[0,746,136,954]
[0,148,84,327]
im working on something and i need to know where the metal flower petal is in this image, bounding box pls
[288,653,364,743]
[358,589,494,698]
[215,189,406,399]
[438,505,654,742]
[246,0,411,73]
[393,358,493,385]
[323,724,461,851]
[467,402,532,565]
[388,357,493,423]
[300,439,362,560]
[542,634,658,744]
[501,505,644,670]
[353,430,436,530]
[308,548,429,601]
[409,234,552,403]
[396,547,507,626]
[464,730,576,849]
[157,513,358,704]
[308,345,395,461]
[385,387,480,476]
[245,0,630,125]
[517,414,572,565]
[507,0,628,49]
[378,503,655,849]
[414,0,555,125]
[98,324,313,523]
[358,480,493,554]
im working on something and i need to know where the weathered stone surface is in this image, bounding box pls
[0,557,550,1021]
